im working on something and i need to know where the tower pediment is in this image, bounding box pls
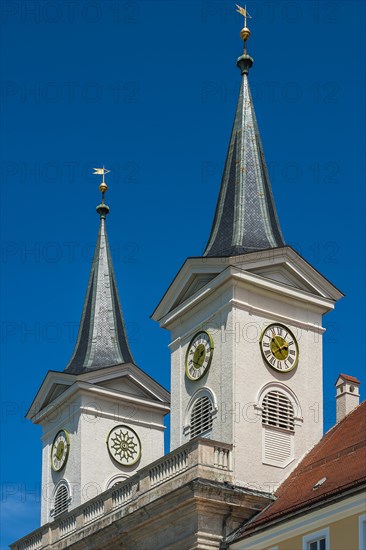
[152,247,343,327]
[27,363,170,423]
[248,265,312,290]
[172,273,219,310]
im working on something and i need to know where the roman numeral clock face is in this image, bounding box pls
[185,331,214,381]
[51,429,70,472]
[260,324,299,372]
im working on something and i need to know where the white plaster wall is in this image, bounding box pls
[231,282,324,490]
[79,393,165,500]
[40,391,165,523]
[169,274,325,491]
[336,391,359,422]
[170,284,235,450]
[40,396,81,525]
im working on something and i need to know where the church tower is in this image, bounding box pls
[152,13,343,491]
[27,171,170,525]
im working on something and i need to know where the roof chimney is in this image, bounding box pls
[335,374,361,423]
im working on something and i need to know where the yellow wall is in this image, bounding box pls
[267,512,360,550]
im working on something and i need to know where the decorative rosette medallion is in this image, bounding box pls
[107,425,141,466]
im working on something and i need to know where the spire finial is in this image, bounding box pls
[94,166,111,219]
[236,4,254,75]
[93,166,111,203]
[236,4,251,53]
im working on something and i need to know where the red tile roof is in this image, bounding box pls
[336,373,361,385]
[233,401,366,540]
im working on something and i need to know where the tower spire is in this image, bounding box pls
[203,7,285,257]
[65,168,135,374]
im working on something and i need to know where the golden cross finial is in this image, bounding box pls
[93,166,111,202]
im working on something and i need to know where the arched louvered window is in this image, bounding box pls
[262,390,294,431]
[190,395,213,439]
[53,484,69,517]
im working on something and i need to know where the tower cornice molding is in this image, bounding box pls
[156,263,340,330]
[153,247,343,326]
[29,381,170,425]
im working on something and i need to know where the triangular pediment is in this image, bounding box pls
[152,247,343,327]
[28,363,170,423]
[27,371,76,419]
[98,376,163,401]
[245,264,320,294]
[172,273,218,310]
[41,382,71,409]
[79,363,170,403]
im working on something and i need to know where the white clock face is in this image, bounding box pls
[51,429,70,472]
[185,331,214,381]
[260,323,299,372]
[107,425,141,466]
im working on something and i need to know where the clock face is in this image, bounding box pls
[185,331,214,381]
[260,323,299,372]
[51,429,70,472]
[107,425,141,466]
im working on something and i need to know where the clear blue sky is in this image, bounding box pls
[1,1,365,547]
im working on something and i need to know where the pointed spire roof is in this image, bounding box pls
[203,23,285,257]
[65,171,134,374]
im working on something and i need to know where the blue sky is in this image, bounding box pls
[1,0,365,547]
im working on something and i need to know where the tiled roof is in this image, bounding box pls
[203,54,285,257]
[231,401,366,541]
[336,373,361,384]
[64,205,134,374]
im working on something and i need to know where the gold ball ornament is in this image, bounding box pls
[240,27,251,41]
[99,183,108,194]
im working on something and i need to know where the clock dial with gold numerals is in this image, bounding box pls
[51,429,70,472]
[260,323,299,372]
[185,331,214,381]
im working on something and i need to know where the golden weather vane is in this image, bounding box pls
[93,166,111,202]
[236,4,252,52]
[236,4,251,27]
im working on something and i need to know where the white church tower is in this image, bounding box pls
[12,10,349,550]
[152,17,343,491]
[27,171,170,524]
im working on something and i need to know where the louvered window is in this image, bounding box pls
[54,485,69,517]
[262,391,294,431]
[190,396,213,439]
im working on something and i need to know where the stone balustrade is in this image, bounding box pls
[11,438,233,550]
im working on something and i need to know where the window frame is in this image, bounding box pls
[302,527,330,550]
[184,387,217,440]
[51,480,71,519]
[359,513,366,550]
[190,395,213,439]
[256,382,303,425]
[257,383,300,468]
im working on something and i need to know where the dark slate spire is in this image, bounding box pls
[203,15,285,257]
[65,169,134,374]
